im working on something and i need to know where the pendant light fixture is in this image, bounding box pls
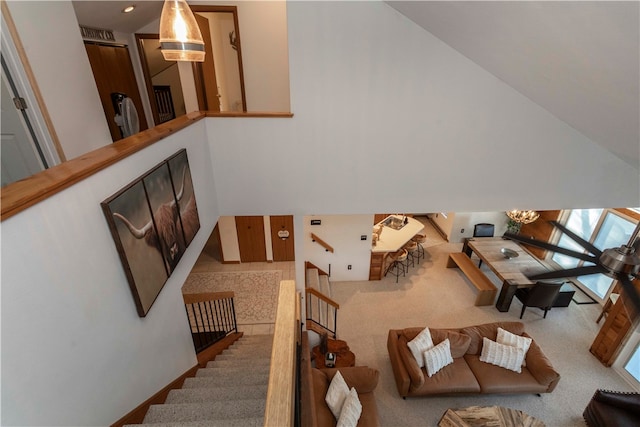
[159,0,205,62]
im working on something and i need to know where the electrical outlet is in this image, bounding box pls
[361,235,367,240]
[347,265,352,270]
[461,228,465,233]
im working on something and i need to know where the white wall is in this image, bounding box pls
[0,121,218,426]
[304,215,375,281]
[207,1,638,218]
[6,0,112,160]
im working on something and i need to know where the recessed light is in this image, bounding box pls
[122,5,136,13]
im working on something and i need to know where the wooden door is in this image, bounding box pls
[235,216,267,262]
[193,14,220,112]
[84,42,148,141]
[270,215,295,261]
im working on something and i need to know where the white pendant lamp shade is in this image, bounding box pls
[159,0,205,62]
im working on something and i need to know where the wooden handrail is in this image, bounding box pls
[305,287,340,309]
[206,111,293,118]
[305,261,329,277]
[264,280,298,427]
[1,111,205,221]
[310,233,334,253]
[182,291,234,305]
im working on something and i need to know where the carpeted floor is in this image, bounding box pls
[182,270,282,327]
[331,236,635,427]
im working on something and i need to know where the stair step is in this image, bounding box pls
[195,365,270,378]
[224,348,272,358]
[207,358,271,368]
[126,419,263,427]
[318,274,331,297]
[306,268,320,291]
[165,385,268,404]
[142,400,266,423]
[215,352,271,361]
[182,372,269,388]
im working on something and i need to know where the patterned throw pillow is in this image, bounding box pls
[496,327,532,366]
[336,387,362,427]
[423,338,454,377]
[407,327,434,368]
[480,337,526,373]
[325,370,349,419]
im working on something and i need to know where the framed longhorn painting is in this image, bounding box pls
[102,149,200,316]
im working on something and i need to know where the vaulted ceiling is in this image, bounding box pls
[73,1,639,169]
[386,1,639,169]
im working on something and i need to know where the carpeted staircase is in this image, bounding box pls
[126,334,273,427]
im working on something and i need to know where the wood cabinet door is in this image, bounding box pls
[84,42,148,141]
[270,215,295,261]
[235,216,267,262]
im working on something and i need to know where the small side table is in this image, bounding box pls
[312,338,356,368]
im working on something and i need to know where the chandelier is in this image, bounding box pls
[506,210,540,224]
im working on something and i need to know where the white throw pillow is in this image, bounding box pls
[336,387,362,427]
[496,327,532,366]
[325,370,349,419]
[480,337,525,373]
[423,338,454,377]
[407,327,434,368]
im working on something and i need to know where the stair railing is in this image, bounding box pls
[265,280,300,427]
[183,291,238,353]
[310,232,334,253]
[305,287,339,339]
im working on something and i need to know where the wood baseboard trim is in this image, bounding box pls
[110,365,199,427]
[222,260,241,264]
[110,332,243,427]
[427,217,449,241]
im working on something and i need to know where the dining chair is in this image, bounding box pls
[515,281,563,319]
[473,223,495,267]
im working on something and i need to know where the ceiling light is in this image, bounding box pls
[159,0,205,62]
[122,5,135,13]
[506,210,540,224]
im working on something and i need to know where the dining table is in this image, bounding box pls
[462,237,552,312]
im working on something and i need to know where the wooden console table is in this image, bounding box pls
[312,338,356,368]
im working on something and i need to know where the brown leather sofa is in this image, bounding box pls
[387,321,560,398]
[583,389,640,427]
[301,332,380,427]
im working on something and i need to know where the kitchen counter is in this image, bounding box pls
[372,215,425,253]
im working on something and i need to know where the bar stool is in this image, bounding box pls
[404,240,418,269]
[385,249,408,283]
[411,234,426,263]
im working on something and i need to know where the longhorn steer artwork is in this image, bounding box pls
[102,149,200,316]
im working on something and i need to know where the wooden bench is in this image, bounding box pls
[446,252,498,306]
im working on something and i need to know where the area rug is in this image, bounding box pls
[182,271,282,324]
[566,281,598,304]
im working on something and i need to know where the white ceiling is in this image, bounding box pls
[386,1,639,169]
[72,1,163,34]
[72,1,639,169]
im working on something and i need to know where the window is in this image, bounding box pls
[551,209,637,301]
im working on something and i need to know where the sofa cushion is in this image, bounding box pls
[397,335,425,387]
[479,337,525,373]
[312,368,338,426]
[411,357,481,395]
[336,387,362,427]
[322,367,380,394]
[424,338,454,377]
[465,354,549,394]
[326,370,350,419]
[497,327,532,366]
[403,328,471,358]
[406,327,434,368]
[431,329,472,358]
[460,322,525,355]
